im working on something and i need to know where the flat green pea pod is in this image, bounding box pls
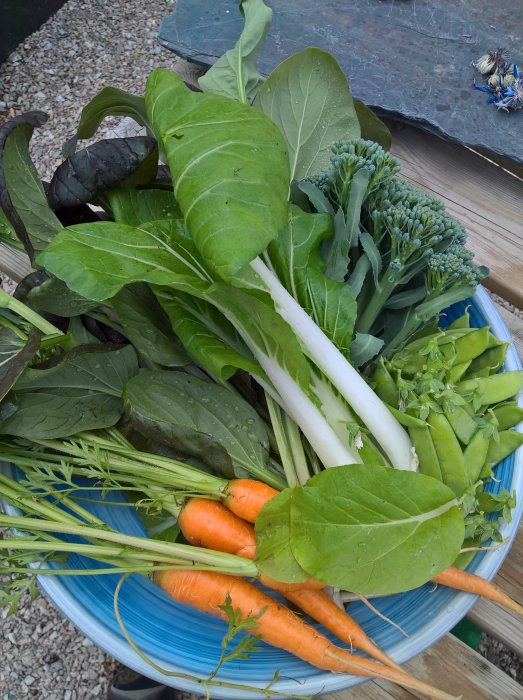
[358,433,387,464]
[444,404,478,445]
[463,428,491,484]
[448,360,471,384]
[409,425,442,481]
[465,342,509,379]
[484,429,523,469]
[487,331,506,349]
[447,310,470,330]
[385,403,427,428]
[426,410,468,496]
[456,371,523,407]
[441,326,490,366]
[372,358,399,405]
[492,401,523,431]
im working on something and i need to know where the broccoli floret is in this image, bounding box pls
[326,138,400,201]
[301,137,487,365]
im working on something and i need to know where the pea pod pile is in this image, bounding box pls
[372,310,523,551]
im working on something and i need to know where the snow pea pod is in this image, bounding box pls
[448,360,471,384]
[465,343,509,379]
[409,425,442,481]
[372,358,399,405]
[492,402,523,431]
[385,403,426,428]
[448,310,470,330]
[484,430,523,469]
[442,326,490,366]
[463,428,491,484]
[456,371,523,406]
[444,404,478,445]
[427,410,468,496]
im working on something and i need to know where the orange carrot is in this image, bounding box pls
[223,479,279,522]
[433,566,523,616]
[156,569,456,699]
[223,479,523,619]
[178,498,323,592]
[178,497,400,670]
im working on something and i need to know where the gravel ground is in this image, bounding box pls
[0,0,522,697]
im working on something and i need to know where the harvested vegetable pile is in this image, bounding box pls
[0,1,522,698]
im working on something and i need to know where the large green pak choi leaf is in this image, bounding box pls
[145,69,290,281]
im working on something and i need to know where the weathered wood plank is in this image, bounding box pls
[389,122,523,309]
[324,634,523,699]
[0,244,32,282]
[467,522,523,655]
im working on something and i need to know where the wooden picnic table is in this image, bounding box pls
[0,54,521,700]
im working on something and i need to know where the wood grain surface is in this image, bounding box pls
[389,122,523,309]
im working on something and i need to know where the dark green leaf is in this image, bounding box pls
[16,343,138,397]
[47,138,158,208]
[0,328,41,402]
[0,112,62,259]
[108,284,190,367]
[198,0,272,103]
[354,100,392,150]
[255,48,360,181]
[0,389,122,439]
[0,344,138,439]
[63,88,149,157]
[15,271,96,317]
[145,68,290,281]
[0,207,23,251]
[124,370,271,480]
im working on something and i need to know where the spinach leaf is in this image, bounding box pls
[145,68,290,281]
[354,100,392,151]
[198,0,271,103]
[0,344,139,439]
[0,327,41,402]
[15,343,138,396]
[63,87,149,157]
[0,206,24,251]
[287,464,464,594]
[158,291,260,380]
[15,271,96,318]
[124,370,272,481]
[0,389,122,439]
[254,49,360,181]
[0,113,62,259]
[105,188,182,227]
[38,219,213,302]
[107,284,190,368]
[47,138,158,208]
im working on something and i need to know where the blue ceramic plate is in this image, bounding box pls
[2,286,522,699]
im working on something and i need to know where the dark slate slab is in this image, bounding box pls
[158,0,523,168]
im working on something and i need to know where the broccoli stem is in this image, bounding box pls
[356,266,402,335]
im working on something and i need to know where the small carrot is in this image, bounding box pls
[178,498,323,592]
[178,497,401,670]
[223,479,279,522]
[433,566,523,616]
[156,569,456,699]
[223,479,523,617]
